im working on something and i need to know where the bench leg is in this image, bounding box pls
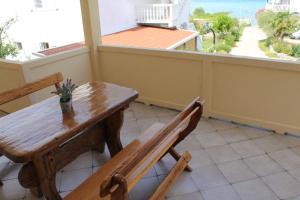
[168,147,192,172]
[104,110,124,157]
[33,152,61,200]
[149,151,192,200]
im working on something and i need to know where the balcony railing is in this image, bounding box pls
[1,44,300,135]
[136,0,187,28]
[266,3,291,12]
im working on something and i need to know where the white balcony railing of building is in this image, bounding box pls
[136,0,187,28]
[266,3,291,12]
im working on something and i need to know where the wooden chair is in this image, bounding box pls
[64,97,204,200]
[0,72,63,186]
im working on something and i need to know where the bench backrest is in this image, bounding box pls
[100,97,204,198]
[0,72,63,106]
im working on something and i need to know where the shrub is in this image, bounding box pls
[213,14,236,36]
[271,12,299,40]
[0,17,18,59]
[193,7,206,18]
[215,43,232,53]
[257,11,276,36]
[272,41,290,54]
[224,35,236,46]
[230,27,241,41]
[289,45,300,57]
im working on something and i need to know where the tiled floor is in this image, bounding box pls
[1,102,300,200]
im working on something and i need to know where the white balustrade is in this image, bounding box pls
[136,0,186,27]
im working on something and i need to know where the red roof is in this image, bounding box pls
[38,42,85,56]
[38,27,198,56]
[102,26,198,49]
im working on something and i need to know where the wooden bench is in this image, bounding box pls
[64,97,204,200]
[0,72,63,186]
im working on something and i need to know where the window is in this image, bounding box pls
[15,42,23,50]
[40,42,49,50]
[34,0,43,9]
[32,0,57,11]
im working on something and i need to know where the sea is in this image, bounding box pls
[190,0,266,24]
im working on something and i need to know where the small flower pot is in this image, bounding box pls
[60,99,73,113]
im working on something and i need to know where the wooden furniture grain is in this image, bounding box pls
[0,72,63,186]
[0,81,138,200]
[64,97,204,200]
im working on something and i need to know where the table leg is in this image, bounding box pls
[33,152,61,200]
[30,187,43,198]
[104,110,124,157]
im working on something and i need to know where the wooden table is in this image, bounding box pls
[0,82,138,200]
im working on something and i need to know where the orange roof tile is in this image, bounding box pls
[102,26,198,49]
[38,42,85,56]
[38,27,198,56]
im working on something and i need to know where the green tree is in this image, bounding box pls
[193,7,205,18]
[271,12,299,41]
[212,14,237,38]
[0,18,18,59]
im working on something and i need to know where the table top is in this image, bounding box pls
[0,82,138,163]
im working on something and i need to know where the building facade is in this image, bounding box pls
[266,0,300,13]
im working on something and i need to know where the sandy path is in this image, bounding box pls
[231,26,267,58]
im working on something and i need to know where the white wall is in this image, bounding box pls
[98,0,168,35]
[0,0,84,59]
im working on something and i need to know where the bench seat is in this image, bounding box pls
[64,123,166,200]
[64,98,203,200]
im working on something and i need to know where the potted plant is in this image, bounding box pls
[52,79,77,113]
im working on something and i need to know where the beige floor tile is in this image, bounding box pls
[0,162,22,181]
[205,145,241,164]
[208,119,237,131]
[273,134,300,148]
[175,135,203,152]
[0,156,10,164]
[262,172,300,199]
[239,126,272,139]
[152,105,179,117]
[161,173,198,197]
[193,119,217,135]
[155,154,177,176]
[186,149,214,169]
[233,179,278,200]
[244,155,283,176]
[62,151,93,171]
[92,148,111,167]
[218,160,257,183]
[166,192,204,200]
[202,185,241,200]
[230,140,265,158]
[196,132,227,148]
[129,177,160,200]
[289,196,300,200]
[269,149,300,170]
[292,146,300,156]
[60,168,92,192]
[59,191,71,198]
[136,118,159,132]
[0,179,26,200]
[253,135,287,153]
[218,128,249,143]
[289,168,300,182]
[191,165,228,190]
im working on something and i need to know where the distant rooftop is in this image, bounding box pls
[101,26,198,49]
[38,27,198,56]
